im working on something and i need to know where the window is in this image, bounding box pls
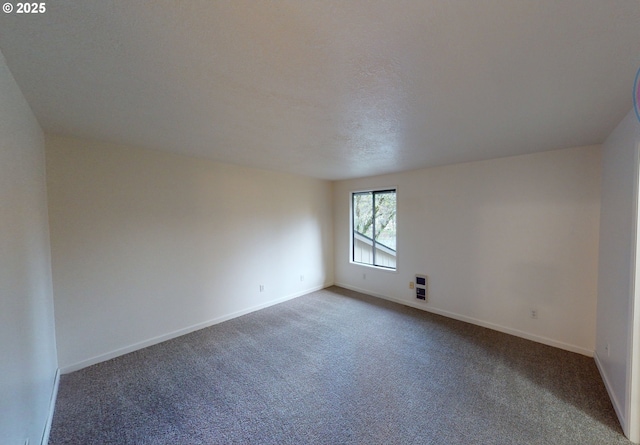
[352,189,397,269]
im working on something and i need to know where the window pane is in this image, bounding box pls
[352,189,397,269]
[374,191,396,268]
[353,193,373,238]
[353,192,374,265]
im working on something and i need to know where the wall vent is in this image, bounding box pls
[415,274,428,301]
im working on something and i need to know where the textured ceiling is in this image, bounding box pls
[1,0,639,180]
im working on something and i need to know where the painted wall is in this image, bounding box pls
[0,50,58,444]
[47,136,334,372]
[334,146,601,356]
[595,108,640,438]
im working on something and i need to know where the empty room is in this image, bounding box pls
[3,1,640,444]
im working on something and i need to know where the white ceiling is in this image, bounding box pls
[1,1,639,180]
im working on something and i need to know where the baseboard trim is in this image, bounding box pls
[594,352,627,435]
[335,282,594,357]
[60,283,333,374]
[40,367,60,445]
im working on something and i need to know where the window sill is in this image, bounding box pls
[350,261,398,273]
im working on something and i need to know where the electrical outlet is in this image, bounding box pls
[409,281,414,289]
[259,284,264,292]
[300,275,304,281]
[363,273,366,280]
[530,309,538,319]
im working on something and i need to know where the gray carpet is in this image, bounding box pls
[49,286,630,444]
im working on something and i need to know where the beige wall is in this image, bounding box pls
[596,108,640,439]
[47,136,334,371]
[0,50,58,444]
[334,145,601,355]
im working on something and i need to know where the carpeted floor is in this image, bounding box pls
[49,286,630,444]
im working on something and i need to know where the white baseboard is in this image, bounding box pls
[335,282,594,357]
[594,352,627,436]
[40,367,60,445]
[60,283,333,374]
